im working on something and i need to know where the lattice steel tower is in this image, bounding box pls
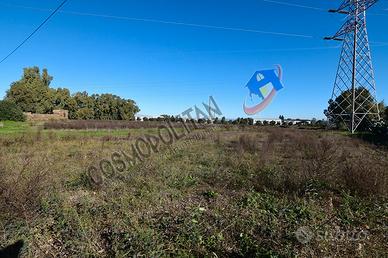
[325,0,380,133]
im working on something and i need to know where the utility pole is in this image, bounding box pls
[325,0,380,133]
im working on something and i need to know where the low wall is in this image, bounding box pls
[24,110,69,122]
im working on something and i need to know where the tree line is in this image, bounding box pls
[325,87,388,131]
[139,115,327,127]
[1,67,140,121]
[1,68,388,131]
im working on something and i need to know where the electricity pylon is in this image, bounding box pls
[325,0,380,133]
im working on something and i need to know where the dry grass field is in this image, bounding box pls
[0,123,387,257]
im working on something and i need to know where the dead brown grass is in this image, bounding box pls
[0,154,50,220]
[0,126,387,257]
[227,128,388,197]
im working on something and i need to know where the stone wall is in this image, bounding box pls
[24,109,69,121]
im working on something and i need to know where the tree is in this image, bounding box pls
[5,67,140,120]
[325,87,379,131]
[53,88,76,111]
[316,120,327,127]
[70,92,95,119]
[94,94,123,120]
[118,98,139,120]
[42,68,53,87]
[6,67,54,113]
[383,105,388,124]
[0,100,26,121]
[69,93,139,120]
[75,108,95,120]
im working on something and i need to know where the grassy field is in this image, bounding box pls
[0,120,178,139]
[0,123,387,257]
[0,121,34,135]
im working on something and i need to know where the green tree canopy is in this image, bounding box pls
[6,67,54,113]
[325,87,380,131]
[4,67,140,120]
[0,100,26,121]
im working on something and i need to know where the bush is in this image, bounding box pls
[0,155,50,219]
[366,123,388,145]
[0,100,26,121]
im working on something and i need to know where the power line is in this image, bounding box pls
[1,0,387,57]
[0,0,68,64]
[262,0,388,16]
[183,45,342,54]
[0,2,313,38]
[262,0,325,11]
[65,11,314,38]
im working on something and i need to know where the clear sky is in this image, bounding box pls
[1,0,388,119]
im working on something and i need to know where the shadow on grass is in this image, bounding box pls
[351,130,388,148]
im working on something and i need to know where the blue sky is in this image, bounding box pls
[0,0,388,119]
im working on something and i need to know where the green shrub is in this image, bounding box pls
[0,100,26,121]
[368,123,388,146]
